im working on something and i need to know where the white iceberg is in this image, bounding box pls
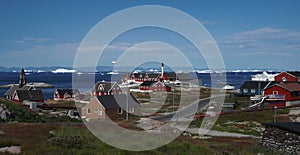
[51,68,76,73]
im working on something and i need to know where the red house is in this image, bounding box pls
[54,88,80,100]
[274,72,298,82]
[92,81,122,96]
[139,81,171,92]
[264,83,300,108]
[12,90,44,102]
[122,73,176,83]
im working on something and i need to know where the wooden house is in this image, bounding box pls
[239,81,274,96]
[81,94,141,121]
[12,89,44,102]
[264,83,300,107]
[91,81,122,96]
[122,72,177,83]
[4,85,34,100]
[274,72,298,82]
[54,88,80,100]
[139,81,170,92]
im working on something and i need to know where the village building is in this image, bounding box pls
[81,94,141,121]
[3,67,40,101]
[261,122,300,154]
[122,72,177,83]
[91,81,122,96]
[274,72,298,82]
[12,89,44,102]
[54,88,80,100]
[239,81,274,96]
[139,81,170,92]
[287,71,300,82]
[4,85,34,100]
[264,83,300,108]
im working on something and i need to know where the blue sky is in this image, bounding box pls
[1,0,300,70]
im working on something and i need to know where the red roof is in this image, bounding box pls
[275,83,300,92]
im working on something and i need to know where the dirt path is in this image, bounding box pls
[185,127,259,138]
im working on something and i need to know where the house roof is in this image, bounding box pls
[97,94,141,110]
[56,88,80,96]
[15,89,44,101]
[132,73,159,78]
[132,72,177,79]
[263,122,300,135]
[4,85,34,97]
[267,83,300,92]
[93,81,117,92]
[240,81,272,89]
[287,71,300,79]
[140,81,161,87]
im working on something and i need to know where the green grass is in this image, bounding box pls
[0,98,81,123]
[191,108,290,136]
[0,122,277,154]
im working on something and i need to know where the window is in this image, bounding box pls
[282,77,287,82]
[98,109,102,115]
[129,107,134,113]
[87,108,91,114]
[273,91,278,95]
[98,84,104,91]
[251,89,256,93]
[117,108,123,114]
[243,89,248,93]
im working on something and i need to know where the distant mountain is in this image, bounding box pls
[0,66,286,73]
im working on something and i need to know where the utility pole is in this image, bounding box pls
[126,71,129,121]
[274,106,277,123]
[172,86,175,112]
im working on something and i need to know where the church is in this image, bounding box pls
[4,68,44,102]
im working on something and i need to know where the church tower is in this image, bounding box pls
[19,67,26,88]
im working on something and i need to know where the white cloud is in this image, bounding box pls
[200,20,219,25]
[8,37,52,45]
[218,27,300,51]
[23,37,52,43]
[3,42,79,66]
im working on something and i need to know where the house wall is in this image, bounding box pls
[81,98,106,120]
[82,98,141,121]
[239,88,261,96]
[264,85,300,101]
[140,82,166,91]
[260,125,300,154]
[275,72,298,82]
[105,107,142,120]
[94,84,122,96]
[264,86,288,107]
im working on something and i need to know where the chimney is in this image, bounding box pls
[161,63,164,78]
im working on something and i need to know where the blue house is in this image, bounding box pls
[239,81,273,96]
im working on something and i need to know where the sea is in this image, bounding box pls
[0,71,279,100]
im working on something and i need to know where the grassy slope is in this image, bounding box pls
[191,108,290,136]
[0,98,80,123]
[0,123,276,155]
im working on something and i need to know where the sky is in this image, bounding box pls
[1,0,300,70]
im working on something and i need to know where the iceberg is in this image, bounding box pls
[251,71,278,81]
[51,68,76,73]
